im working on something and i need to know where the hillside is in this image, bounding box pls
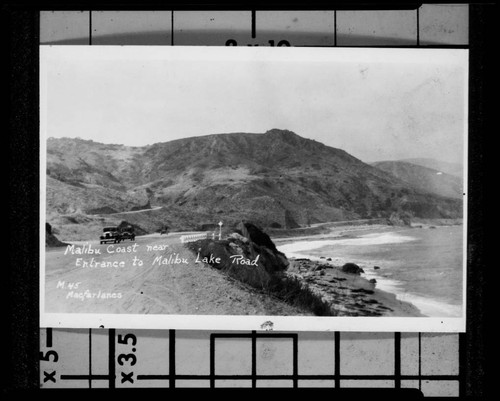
[400,158,463,180]
[46,130,463,240]
[371,160,463,200]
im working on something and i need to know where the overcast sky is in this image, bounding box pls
[41,46,468,164]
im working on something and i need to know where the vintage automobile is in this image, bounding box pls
[99,227,122,244]
[120,230,136,241]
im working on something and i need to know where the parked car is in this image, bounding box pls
[120,230,136,241]
[99,227,122,244]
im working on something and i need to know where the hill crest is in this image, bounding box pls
[46,129,463,238]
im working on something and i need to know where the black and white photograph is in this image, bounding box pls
[40,46,467,331]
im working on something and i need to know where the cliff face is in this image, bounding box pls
[46,129,463,233]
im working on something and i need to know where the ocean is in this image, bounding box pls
[276,225,464,318]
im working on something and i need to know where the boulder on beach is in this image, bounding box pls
[374,266,381,270]
[369,279,377,284]
[341,263,364,275]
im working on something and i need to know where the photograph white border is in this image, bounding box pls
[39,46,468,332]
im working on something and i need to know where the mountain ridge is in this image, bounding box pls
[371,160,463,200]
[398,157,463,179]
[46,129,463,239]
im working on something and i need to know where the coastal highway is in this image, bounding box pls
[43,232,305,316]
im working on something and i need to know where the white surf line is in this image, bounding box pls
[398,292,463,318]
[278,232,462,318]
[277,231,417,256]
[272,225,396,244]
[363,267,462,317]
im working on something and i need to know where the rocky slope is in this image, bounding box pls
[286,258,423,317]
[46,130,463,237]
[400,158,463,180]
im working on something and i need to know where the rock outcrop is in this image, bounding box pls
[341,262,365,275]
[387,211,412,226]
[186,221,289,289]
[45,222,67,247]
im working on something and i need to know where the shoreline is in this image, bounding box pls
[45,219,461,318]
[268,218,462,240]
[286,256,425,317]
[273,220,463,318]
[272,219,463,244]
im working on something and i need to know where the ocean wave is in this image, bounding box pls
[397,293,463,318]
[363,269,462,317]
[278,232,416,255]
[277,229,463,318]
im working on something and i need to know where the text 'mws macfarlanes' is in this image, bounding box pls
[57,280,122,301]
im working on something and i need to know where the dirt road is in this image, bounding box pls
[44,233,307,316]
[102,205,163,216]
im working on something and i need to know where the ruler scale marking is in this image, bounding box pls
[169,329,176,388]
[395,332,401,389]
[108,329,115,389]
[39,7,468,395]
